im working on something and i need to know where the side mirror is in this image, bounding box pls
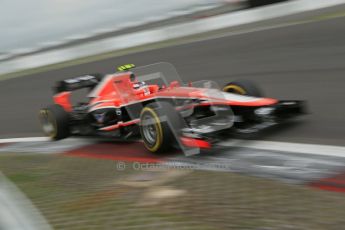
[169,81,180,88]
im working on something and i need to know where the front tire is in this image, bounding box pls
[139,102,182,153]
[223,79,263,97]
[39,104,70,140]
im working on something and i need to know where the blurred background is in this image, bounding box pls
[1,0,345,229]
[0,0,289,61]
[1,0,226,55]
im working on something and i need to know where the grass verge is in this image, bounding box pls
[1,153,345,229]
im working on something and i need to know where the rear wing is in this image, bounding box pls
[54,74,103,93]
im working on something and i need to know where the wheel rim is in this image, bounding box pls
[141,114,158,146]
[39,110,56,138]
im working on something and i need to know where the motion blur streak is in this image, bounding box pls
[0,0,222,54]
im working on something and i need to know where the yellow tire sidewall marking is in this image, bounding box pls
[39,109,57,139]
[223,85,246,95]
[140,107,163,152]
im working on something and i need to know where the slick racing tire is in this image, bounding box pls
[223,79,263,97]
[39,104,70,140]
[139,102,183,153]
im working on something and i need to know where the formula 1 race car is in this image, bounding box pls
[39,63,305,154]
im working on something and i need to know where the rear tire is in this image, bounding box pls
[223,79,263,97]
[39,104,70,140]
[139,102,183,153]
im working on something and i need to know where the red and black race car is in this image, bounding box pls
[39,63,305,154]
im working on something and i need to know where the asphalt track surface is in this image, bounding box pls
[0,15,345,146]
